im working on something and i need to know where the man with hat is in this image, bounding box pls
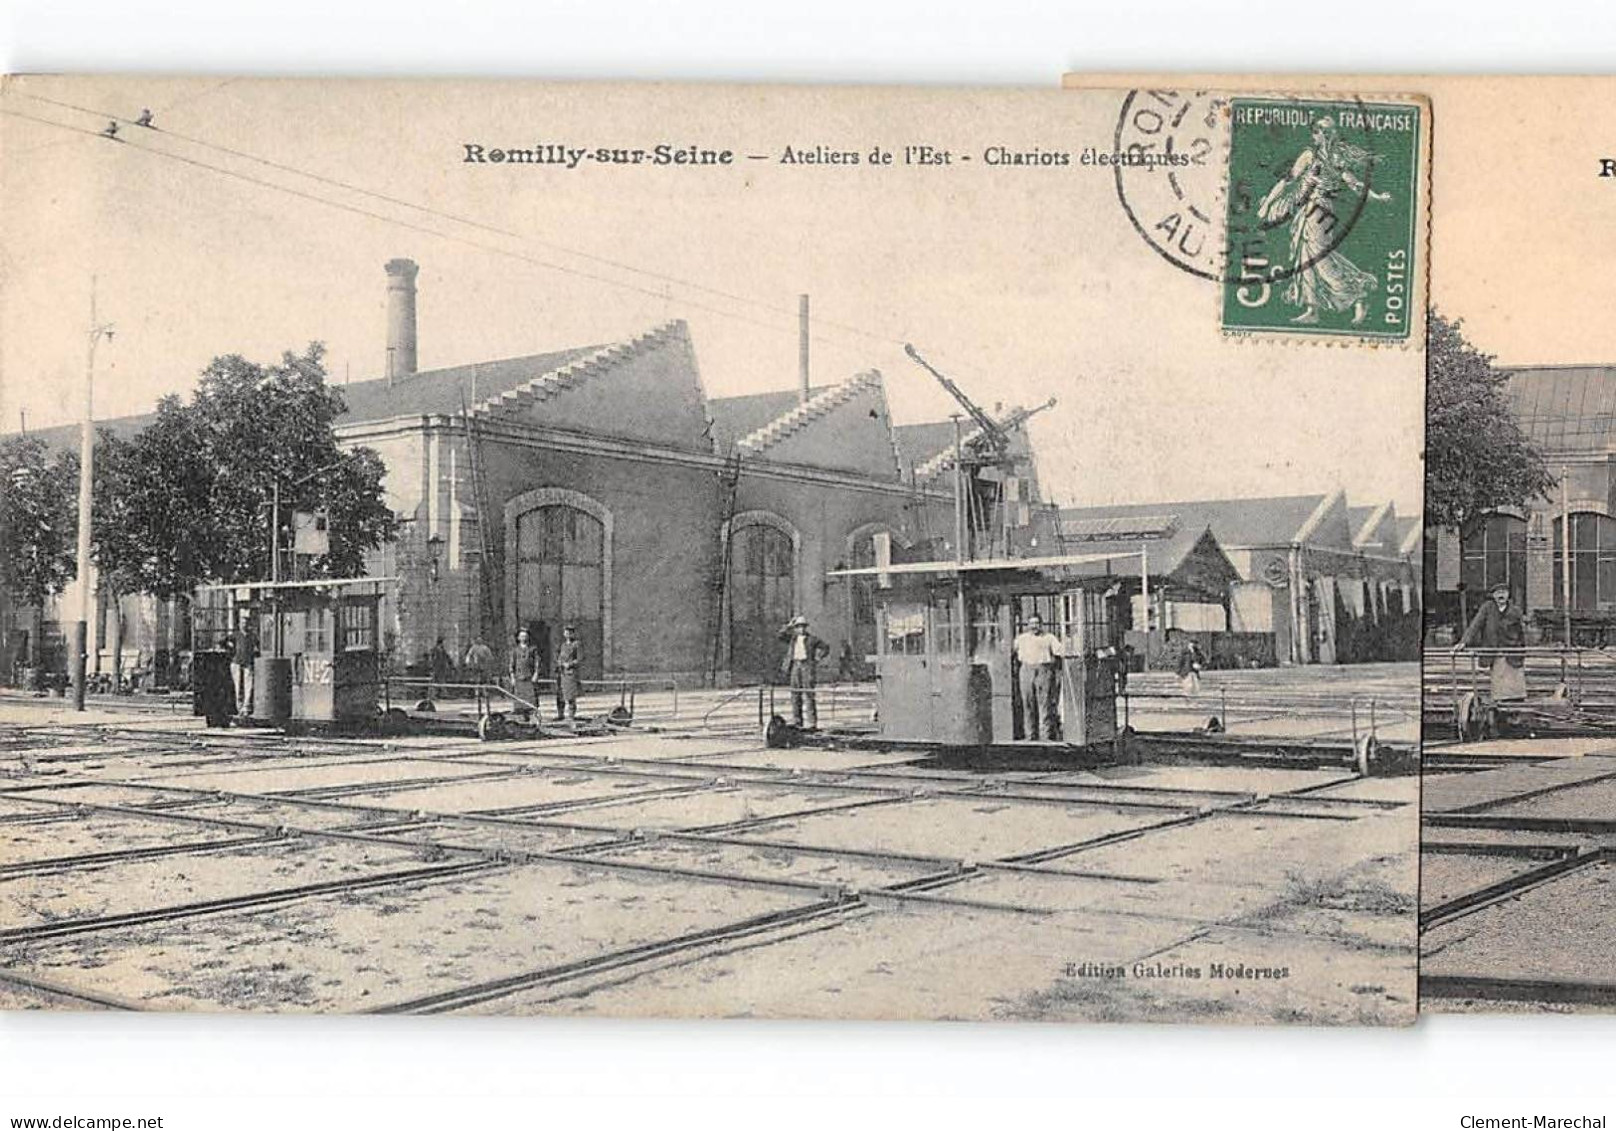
[1455,582,1527,702]
[554,624,583,720]
[508,627,541,719]
[778,615,831,730]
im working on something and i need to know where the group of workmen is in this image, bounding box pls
[443,624,584,720]
[778,610,1073,740]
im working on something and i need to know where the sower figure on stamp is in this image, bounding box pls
[554,624,582,721]
[778,615,830,730]
[508,628,541,720]
[1257,115,1391,326]
[1455,583,1528,703]
[1013,613,1063,740]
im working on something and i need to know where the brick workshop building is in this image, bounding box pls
[2,259,1052,690]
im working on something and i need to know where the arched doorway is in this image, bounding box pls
[728,519,795,684]
[514,504,605,680]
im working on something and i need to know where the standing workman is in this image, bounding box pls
[232,616,258,718]
[463,636,495,713]
[509,627,541,719]
[1176,635,1206,697]
[428,636,453,701]
[554,624,583,720]
[778,615,831,730]
[1013,613,1063,740]
[1455,582,1528,702]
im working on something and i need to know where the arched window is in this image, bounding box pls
[1553,511,1616,611]
[727,515,797,683]
[1460,512,1526,612]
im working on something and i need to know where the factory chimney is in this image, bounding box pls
[385,258,419,385]
[798,293,810,403]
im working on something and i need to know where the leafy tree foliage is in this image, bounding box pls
[0,434,79,609]
[1425,311,1555,530]
[94,344,398,596]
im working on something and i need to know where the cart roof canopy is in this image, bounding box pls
[196,577,401,594]
[827,525,1237,603]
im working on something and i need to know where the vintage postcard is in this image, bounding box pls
[0,77,1425,1023]
[1072,71,1616,1013]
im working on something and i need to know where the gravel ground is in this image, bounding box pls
[1480,777,1616,820]
[330,769,700,814]
[1421,861,1616,983]
[5,860,818,1013]
[2,838,429,930]
[1419,852,1555,908]
[1,716,1419,1023]
[134,757,504,794]
[733,795,1180,862]
[1,811,249,865]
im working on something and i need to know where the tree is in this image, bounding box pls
[1425,310,1556,530]
[94,343,399,598]
[0,434,79,672]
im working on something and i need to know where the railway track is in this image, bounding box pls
[0,717,1415,1017]
[1421,748,1616,1009]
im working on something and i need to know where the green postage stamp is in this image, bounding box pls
[1112,91,1424,342]
[1222,97,1422,339]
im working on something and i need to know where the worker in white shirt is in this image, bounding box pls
[778,614,832,729]
[1013,613,1063,740]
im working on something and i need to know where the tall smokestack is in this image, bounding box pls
[385,258,419,385]
[798,293,810,403]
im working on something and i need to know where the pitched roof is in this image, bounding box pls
[1347,504,1376,537]
[892,420,957,473]
[339,344,602,424]
[1503,365,1616,454]
[1350,504,1402,552]
[735,370,885,454]
[707,386,831,450]
[1059,526,1239,601]
[1060,513,1182,543]
[1059,494,1333,549]
[906,406,1040,482]
[6,346,604,447]
[11,413,155,453]
[1396,515,1423,555]
[1066,524,1218,577]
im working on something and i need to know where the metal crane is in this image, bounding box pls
[903,343,1056,465]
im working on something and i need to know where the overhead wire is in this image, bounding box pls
[7,88,905,352]
[0,103,860,351]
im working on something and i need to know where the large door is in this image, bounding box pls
[515,505,605,680]
[729,523,795,683]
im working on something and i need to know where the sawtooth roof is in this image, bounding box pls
[1503,366,1616,454]
[339,344,602,423]
[1060,494,1334,549]
[706,386,832,450]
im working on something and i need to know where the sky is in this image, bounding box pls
[1,76,1425,514]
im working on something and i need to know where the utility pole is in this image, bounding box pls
[1562,468,1573,648]
[72,279,114,711]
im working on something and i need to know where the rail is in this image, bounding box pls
[1121,686,1408,748]
[383,674,681,723]
[1423,644,1616,741]
[699,681,879,734]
